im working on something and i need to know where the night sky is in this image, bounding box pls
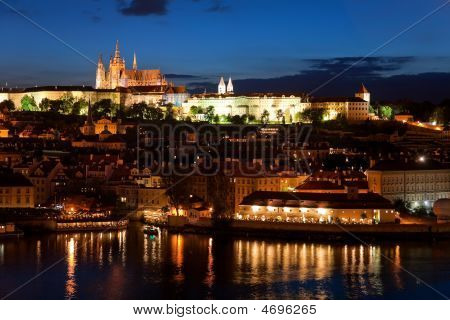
[0,0,449,101]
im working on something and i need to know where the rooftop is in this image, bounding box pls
[240,191,393,209]
[369,159,450,171]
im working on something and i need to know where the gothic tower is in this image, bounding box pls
[355,83,371,105]
[109,40,126,89]
[95,54,106,89]
[218,77,226,94]
[227,77,234,94]
[133,52,138,70]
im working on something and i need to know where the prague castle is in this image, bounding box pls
[96,41,167,89]
[182,78,370,122]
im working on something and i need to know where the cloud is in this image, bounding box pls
[185,57,450,102]
[302,56,415,78]
[117,0,169,16]
[82,6,102,23]
[192,0,231,13]
[165,74,203,79]
[206,0,231,12]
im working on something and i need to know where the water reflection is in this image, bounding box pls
[65,237,77,299]
[0,225,449,299]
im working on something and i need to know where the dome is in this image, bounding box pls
[433,199,450,219]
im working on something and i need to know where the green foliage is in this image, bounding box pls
[394,199,411,214]
[261,109,270,124]
[0,99,15,113]
[190,105,205,115]
[205,106,215,123]
[146,106,164,121]
[300,108,326,124]
[164,103,174,120]
[127,102,148,119]
[38,98,51,112]
[93,99,114,118]
[207,172,234,220]
[276,109,284,123]
[379,105,393,120]
[21,95,37,111]
[49,100,64,113]
[71,99,88,115]
[60,92,75,114]
[413,206,431,217]
[230,114,248,124]
[248,114,256,123]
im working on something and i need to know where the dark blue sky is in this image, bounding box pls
[0,0,449,100]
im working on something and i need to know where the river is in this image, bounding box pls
[1,223,449,299]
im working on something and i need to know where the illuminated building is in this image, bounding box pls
[367,159,450,207]
[182,81,370,122]
[238,190,398,224]
[96,41,167,89]
[26,159,65,205]
[0,172,35,208]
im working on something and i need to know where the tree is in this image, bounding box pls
[61,92,75,114]
[38,98,51,112]
[437,99,450,128]
[300,108,326,124]
[261,109,270,124]
[162,174,191,216]
[21,95,37,111]
[0,99,15,113]
[71,98,88,115]
[207,172,234,221]
[146,106,164,121]
[276,109,284,123]
[190,105,199,115]
[230,115,246,124]
[213,114,220,123]
[379,105,393,120]
[127,102,148,119]
[205,106,215,123]
[394,199,411,215]
[49,100,64,113]
[165,103,175,120]
[93,99,114,118]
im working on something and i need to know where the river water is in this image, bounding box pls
[1,223,449,299]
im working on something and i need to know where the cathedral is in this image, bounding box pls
[95,41,168,89]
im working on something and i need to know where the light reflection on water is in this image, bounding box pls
[0,224,449,299]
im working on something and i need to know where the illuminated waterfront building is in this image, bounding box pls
[238,190,398,224]
[367,159,450,207]
[0,172,35,208]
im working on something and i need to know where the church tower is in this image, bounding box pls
[355,83,370,104]
[227,77,234,94]
[218,77,226,94]
[82,100,96,136]
[95,54,106,89]
[133,52,138,70]
[109,40,126,89]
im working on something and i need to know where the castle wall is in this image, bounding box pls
[182,95,307,122]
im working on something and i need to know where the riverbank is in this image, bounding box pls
[164,218,450,241]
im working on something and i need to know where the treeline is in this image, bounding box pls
[0,96,176,121]
[372,99,450,126]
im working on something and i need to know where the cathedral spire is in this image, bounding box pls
[218,77,226,94]
[227,77,234,93]
[133,52,137,70]
[114,40,120,59]
[97,54,104,68]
